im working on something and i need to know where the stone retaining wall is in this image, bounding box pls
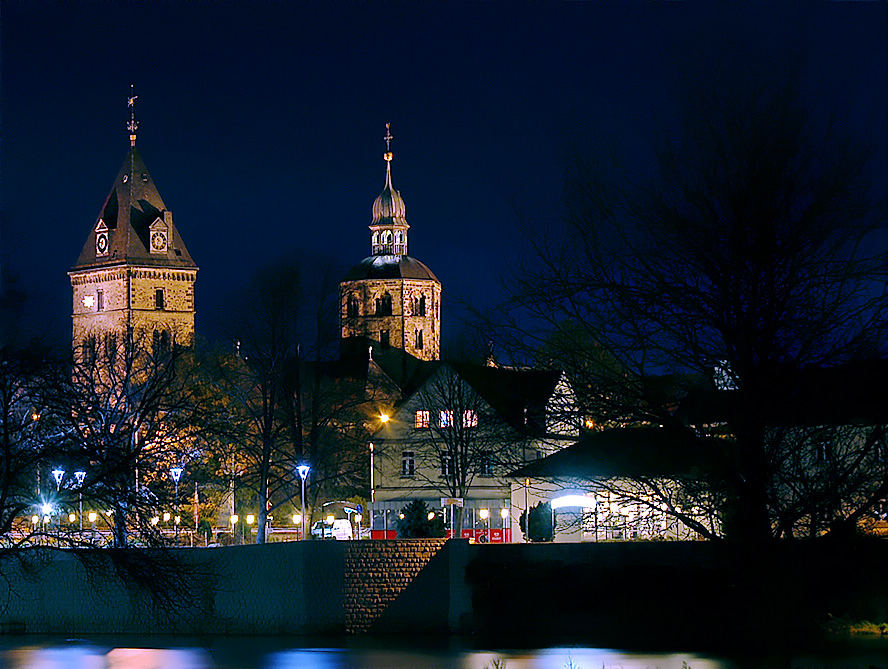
[343,538,448,633]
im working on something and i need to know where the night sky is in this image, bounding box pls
[2,2,886,351]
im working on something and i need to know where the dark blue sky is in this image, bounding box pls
[2,2,886,350]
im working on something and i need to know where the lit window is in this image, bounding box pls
[462,410,478,427]
[439,410,453,428]
[414,410,430,429]
[401,451,415,477]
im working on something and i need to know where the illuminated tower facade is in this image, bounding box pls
[69,90,197,351]
[340,124,441,361]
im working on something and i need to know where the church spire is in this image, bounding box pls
[383,122,394,187]
[370,122,409,255]
[127,84,139,147]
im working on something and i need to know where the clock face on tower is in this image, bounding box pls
[150,231,168,253]
[96,233,108,255]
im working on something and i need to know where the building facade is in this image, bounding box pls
[369,361,577,542]
[340,125,441,361]
[69,119,197,351]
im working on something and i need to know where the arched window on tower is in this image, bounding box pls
[380,230,393,253]
[347,294,359,318]
[375,292,392,316]
[419,295,426,316]
[415,329,424,350]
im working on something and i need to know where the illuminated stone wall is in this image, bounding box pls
[343,538,448,633]
[339,277,441,360]
[70,266,196,346]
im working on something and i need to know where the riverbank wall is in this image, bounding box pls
[0,539,886,641]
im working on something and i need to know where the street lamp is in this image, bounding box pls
[170,466,183,543]
[74,470,86,531]
[51,468,64,491]
[501,507,509,542]
[480,508,490,542]
[297,464,310,541]
[230,513,239,544]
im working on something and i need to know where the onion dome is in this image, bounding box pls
[371,161,408,224]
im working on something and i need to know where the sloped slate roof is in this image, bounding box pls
[72,147,196,271]
[342,255,439,282]
[451,362,561,434]
[510,426,730,480]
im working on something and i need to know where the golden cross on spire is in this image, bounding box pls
[383,122,393,162]
[127,83,139,147]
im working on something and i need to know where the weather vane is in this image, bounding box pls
[383,122,393,162]
[127,83,139,147]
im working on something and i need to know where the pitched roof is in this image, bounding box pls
[72,147,196,271]
[450,362,561,434]
[510,426,729,480]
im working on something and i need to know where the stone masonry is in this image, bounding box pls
[343,538,448,633]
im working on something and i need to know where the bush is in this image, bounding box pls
[519,501,554,542]
[395,500,446,538]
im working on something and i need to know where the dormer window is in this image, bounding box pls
[149,216,168,254]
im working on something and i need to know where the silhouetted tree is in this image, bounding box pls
[503,69,888,542]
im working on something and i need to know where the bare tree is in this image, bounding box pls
[503,69,888,542]
[214,256,372,542]
[408,364,533,536]
[36,332,205,548]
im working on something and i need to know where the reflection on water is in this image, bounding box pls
[1,640,887,669]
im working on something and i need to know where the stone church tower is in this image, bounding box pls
[69,94,197,351]
[340,125,441,361]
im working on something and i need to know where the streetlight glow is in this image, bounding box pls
[163,511,171,522]
[41,503,52,515]
[500,508,509,520]
[379,412,390,423]
[68,513,76,523]
[31,515,38,524]
[51,468,65,490]
[88,512,97,523]
[230,514,239,524]
[292,513,301,524]
[297,464,310,541]
[479,508,489,520]
[325,514,335,525]
[246,514,255,525]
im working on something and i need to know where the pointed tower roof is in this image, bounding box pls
[370,123,408,226]
[72,145,196,271]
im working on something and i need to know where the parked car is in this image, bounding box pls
[311,519,354,540]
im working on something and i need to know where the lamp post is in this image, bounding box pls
[230,514,239,544]
[74,470,86,531]
[500,507,509,543]
[51,468,64,541]
[297,464,310,540]
[369,442,375,532]
[170,466,183,543]
[479,508,489,543]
